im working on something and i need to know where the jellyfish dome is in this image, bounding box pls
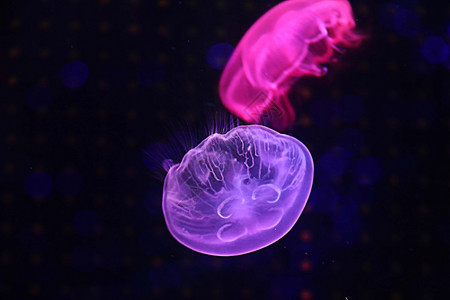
[162,125,314,256]
[219,0,362,130]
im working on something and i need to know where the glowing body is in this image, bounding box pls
[162,125,313,256]
[219,0,362,130]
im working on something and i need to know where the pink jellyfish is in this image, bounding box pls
[219,0,363,130]
[162,125,314,256]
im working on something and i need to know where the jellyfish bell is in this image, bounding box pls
[219,0,363,131]
[162,124,314,256]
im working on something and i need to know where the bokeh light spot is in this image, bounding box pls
[72,210,102,237]
[336,128,365,156]
[317,152,345,182]
[55,168,83,195]
[353,156,381,185]
[336,94,364,123]
[333,196,358,225]
[26,84,52,110]
[148,265,182,288]
[144,187,162,215]
[25,170,52,198]
[412,100,436,125]
[70,246,99,272]
[60,61,89,88]
[310,99,337,127]
[421,36,449,65]
[308,184,338,214]
[393,9,421,37]
[99,245,124,270]
[207,43,234,70]
[138,228,167,255]
[378,2,400,30]
[137,61,166,88]
[349,185,377,203]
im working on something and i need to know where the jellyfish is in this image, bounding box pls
[162,125,313,256]
[219,0,363,130]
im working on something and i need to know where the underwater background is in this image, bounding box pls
[1,0,448,299]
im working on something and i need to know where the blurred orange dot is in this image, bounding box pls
[10,19,21,29]
[1,222,13,235]
[30,253,42,265]
[300,289,312,300]
[127,109,137,120]
[40,48,51,59]
[128,24,140,36]
[157,0,170,8]
[300,259,312,272]
[33,224,44,235]
[9,47,20,58]
[5,134,17,146]
[99,22,110,33]
[2,193,13,205]
[8,76,18,86]
[157,25,170,37]
[126,138,137,148]
[299,230,312,242]
[40,20,51,30]
[4,162,16,174]
[299,115,311,127]
[29,283,41,296]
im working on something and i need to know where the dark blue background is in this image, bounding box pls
[1,0,448,299]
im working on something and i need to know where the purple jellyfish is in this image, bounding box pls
[162,125,314,256]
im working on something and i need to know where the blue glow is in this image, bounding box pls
[412,100,436,124]
[70,246,99,272]
[353,156,381,185]
[337,94,364,123]
[99,245,123,270]
[308,184,338,214]
[334,218,362,248]
[378,2,400,30]
[137,61,165,88]
[130,271,152,297]
[392,0,419,8]
[385,153,417,182]
[349,185,376,203]
[26,84,52,110]
[55,168,83,195]
[317,152,345,183]
[72,210,102,237]
[310,99,337,126]
[333,196,358,225]
[333,195,361,244]
[18,227,46,252]
[270,276,304,300]
[421,36,449,64]
[336,128,365,156]
[207,43,234,70]
[144,187,162,215]
[25,170,52,198]
[138,229,167,255]
[393,9,421,37]
[148,265,182,288]
[436,218,450,245]
[60,61,89,88]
